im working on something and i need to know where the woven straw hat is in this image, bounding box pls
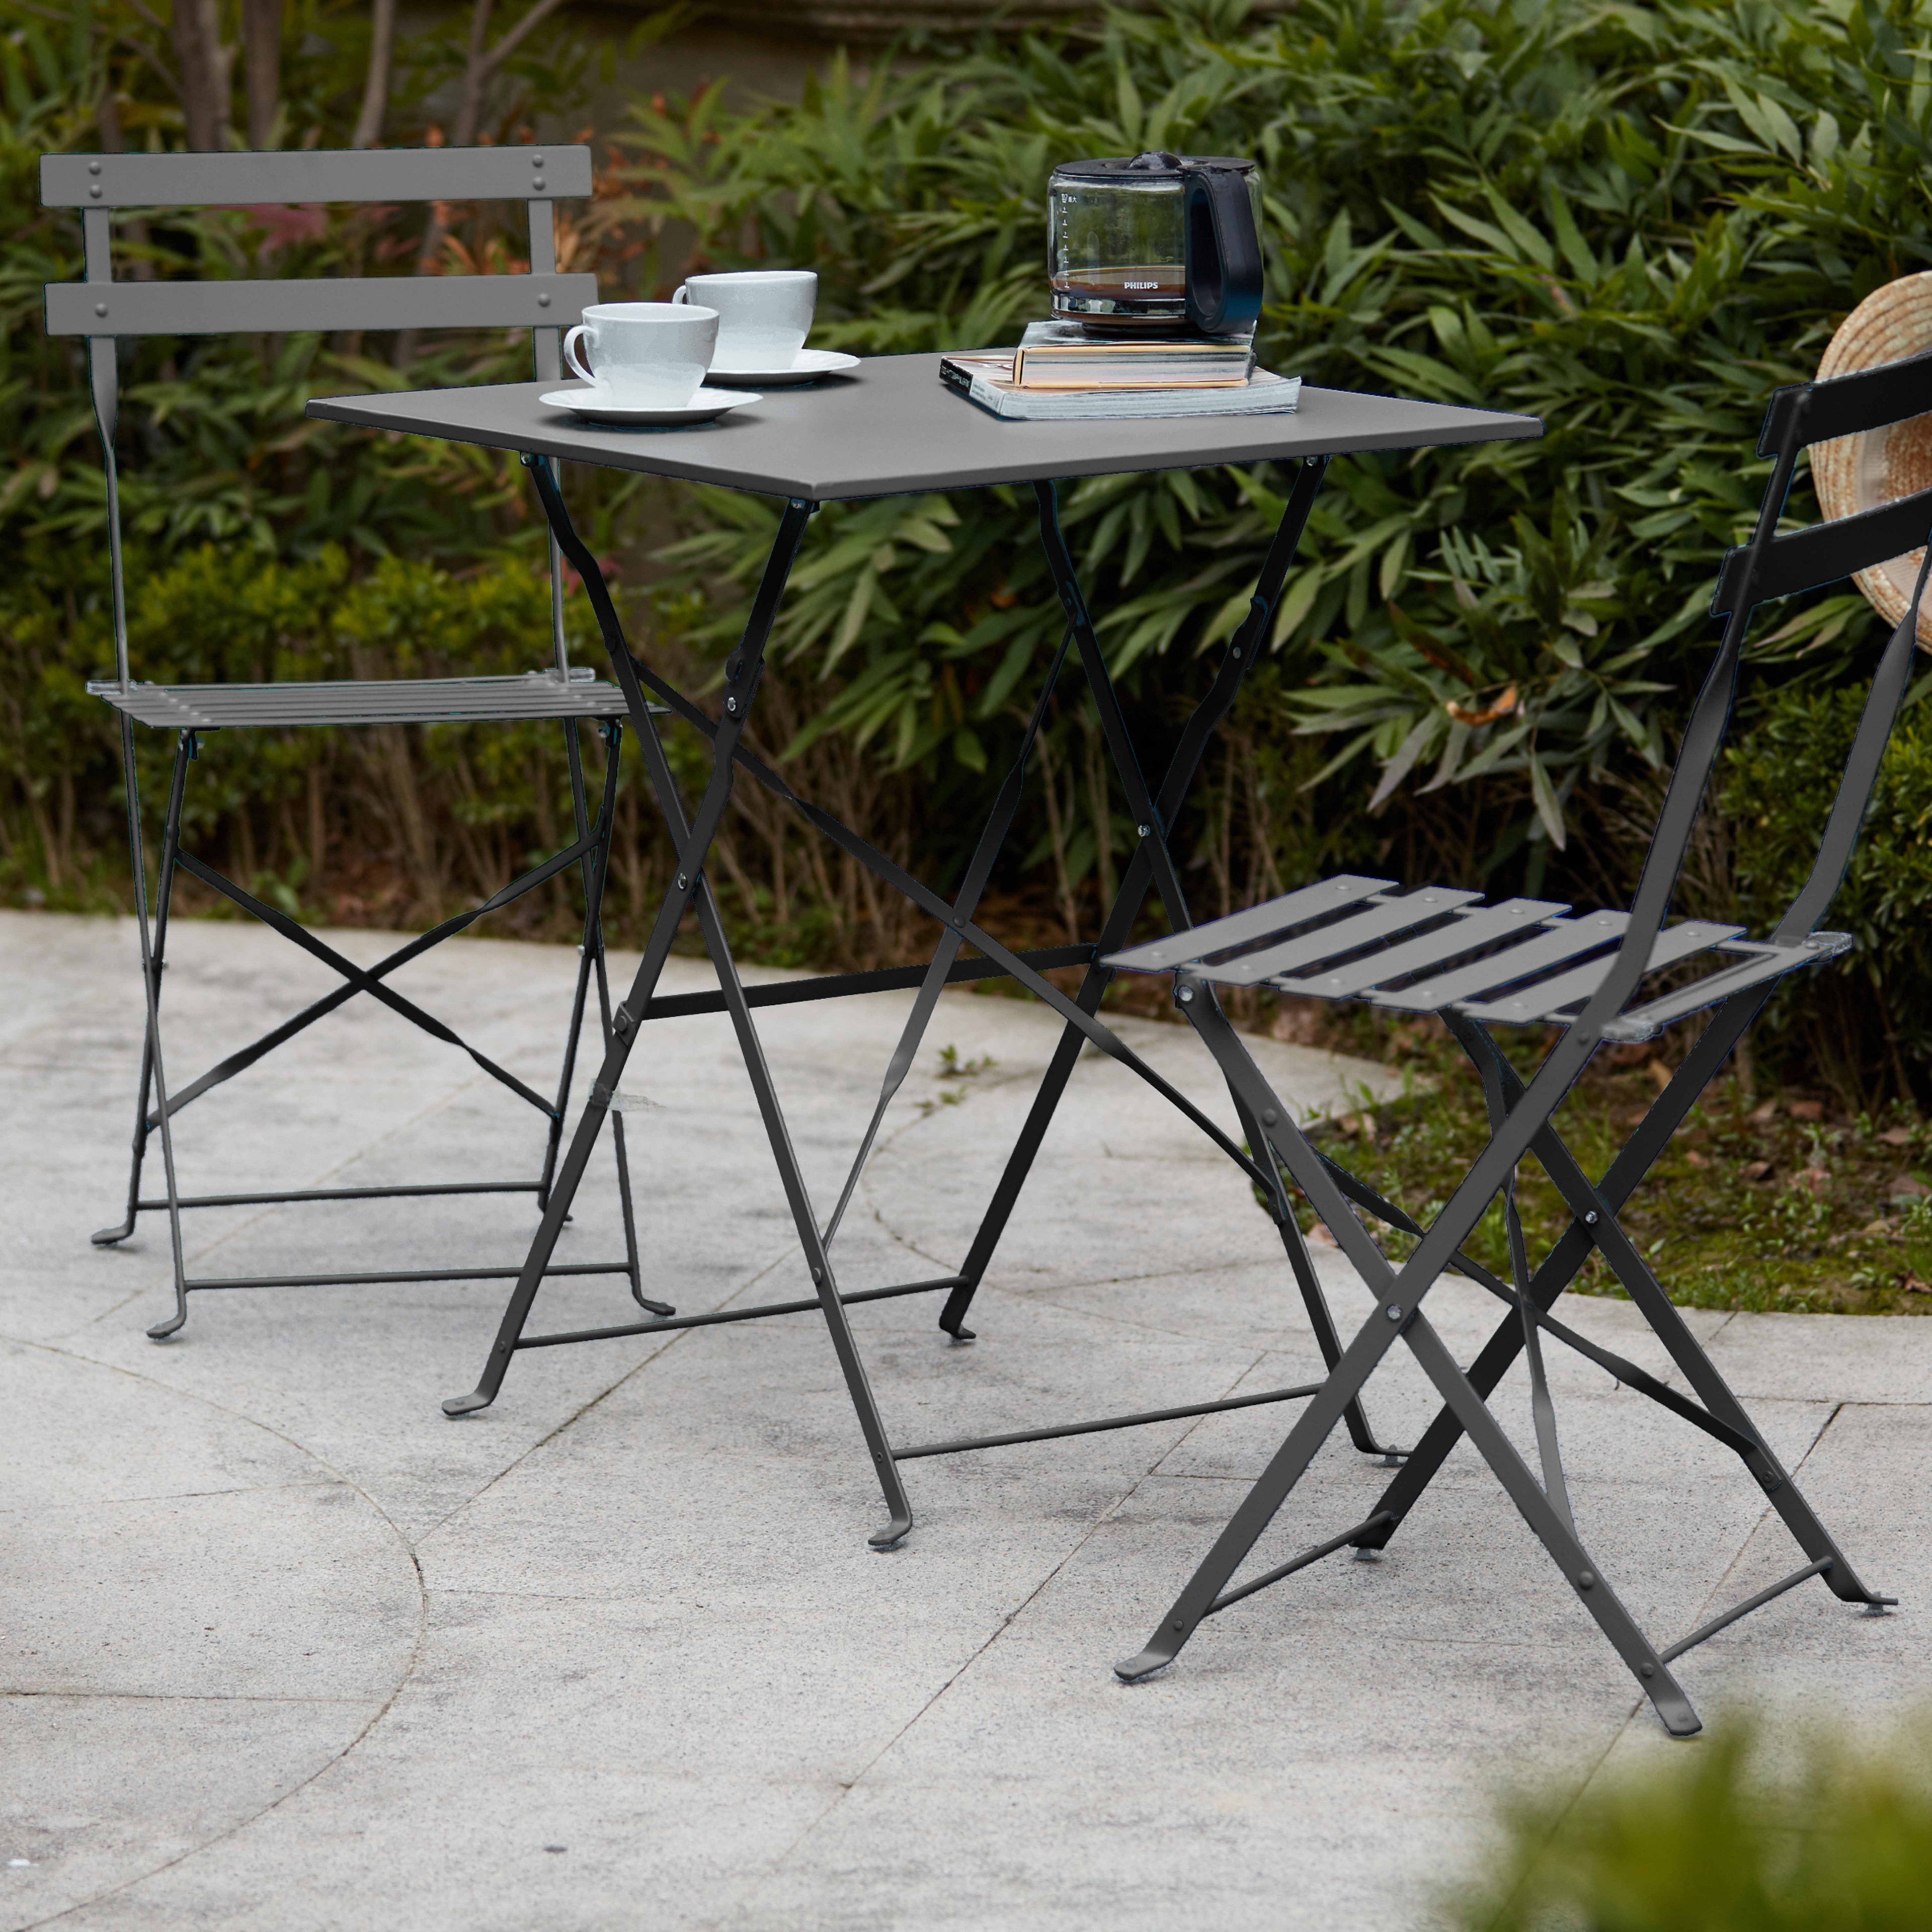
[1813,273,1932,648]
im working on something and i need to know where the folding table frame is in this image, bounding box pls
[45,147,653,1337]
[1099,353,1928,1733]
[302,365,1540,1554]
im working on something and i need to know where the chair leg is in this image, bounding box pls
[1455,1027,1892,1611]
[1446,1015,1577,1539]
[1354,991,1770,1553]
[1115,1287,1702,1734]
[95,732,191,1249]
[112,720,192,1339]
[1226,1080,1397,1459]
[1565,1178,1889,1607]
[1399,1314,1701,1735]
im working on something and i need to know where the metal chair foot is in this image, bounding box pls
[1649,1684,1703,1738]
[441,1389,495,1417]
[868,1511,913,1550]
[944,1324,976,1344]
[1114,1642,1179,1683]
[93,1221,136,1247]
[629,1286,675,1316]
[145,1310,186,1341]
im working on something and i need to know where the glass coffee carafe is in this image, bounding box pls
[1046,151,1264,335]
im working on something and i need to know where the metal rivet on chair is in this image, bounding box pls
[90,184,103,198]
[532,177,545,191]
[1261,1108,1277,1125]
[537,292,550,306]
[532,152,544,165]
[1578,1571,1595,1589]
[1386,1304,1402,1322]
[89,159,103,173]
[95,301,108,317]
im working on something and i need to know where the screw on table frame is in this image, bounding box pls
[101,709,651,1335]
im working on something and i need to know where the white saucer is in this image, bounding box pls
[538,385,760,426]
[704,349,861,388]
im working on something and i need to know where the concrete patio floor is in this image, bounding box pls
[3,907,1928,1930]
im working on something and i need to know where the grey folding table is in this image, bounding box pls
[308,358,1540,1549]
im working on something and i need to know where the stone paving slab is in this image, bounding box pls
[2,910,1926,1930]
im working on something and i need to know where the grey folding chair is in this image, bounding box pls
[41,146,663,1339]
[1103,352,1925,1733]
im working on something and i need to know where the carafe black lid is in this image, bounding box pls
[1049,151,1255,183]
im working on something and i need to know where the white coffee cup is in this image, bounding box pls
[564,301,718,409]
[672,270,816,372]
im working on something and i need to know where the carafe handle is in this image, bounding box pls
[1182,166,1263,334]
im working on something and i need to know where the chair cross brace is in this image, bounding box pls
[443,451,1404,1542]
[105,712,657,1337]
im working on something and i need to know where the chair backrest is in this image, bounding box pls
[41,146,600,690]
[1580,349,1932,1039]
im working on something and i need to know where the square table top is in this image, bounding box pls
[306,354,1540,502]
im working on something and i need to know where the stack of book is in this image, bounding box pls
[940,320,1298,423]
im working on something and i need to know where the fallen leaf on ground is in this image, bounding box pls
[1888,1174,1932,1200]
[1743,1160,1774,1181]
[1684,1150,1710,1169]
[1750,1100,1779,1124]
[1880,1126,1914,1147]
[1862,1220,1896,1238]
[1787,1166,1831,1193]
[1308,1222,1339,1247]
[1645,1058,1672,1092]
[1904,1273,1932,1295]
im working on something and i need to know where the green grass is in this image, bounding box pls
[1295,1026,1932,1316]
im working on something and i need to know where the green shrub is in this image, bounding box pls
[1454,1717,1932,1931]
[1719,680,1932,1101]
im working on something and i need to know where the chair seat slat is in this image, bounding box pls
[1459,920,1742,1025]
[1198,889,1484,988]
[1103,874,1393,974]
[1366,910,1630,1012]
[1270,898,1569,998]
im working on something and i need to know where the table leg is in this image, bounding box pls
[442,490,817,1421]
[937,470,1393,1454]
[941,460,1325,1338]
